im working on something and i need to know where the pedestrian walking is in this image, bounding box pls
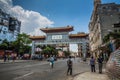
[7,55,10,61]
[12,53,15,62]
[67,56,73,75]
[97,55,103,73]
[90,56,96,72]
[50,55,54,68]
[3,54,7,62]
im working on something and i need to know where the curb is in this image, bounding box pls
[67,71,88,80]
[0,60,34,64]
[73,70,109,80]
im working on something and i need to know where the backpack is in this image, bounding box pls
[67,59,72,67]
[98,58,103,63]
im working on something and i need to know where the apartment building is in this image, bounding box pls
[89,0,120,57]
[0,9,21,43]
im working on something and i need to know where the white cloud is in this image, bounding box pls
[11,6,54,35]
[0,0,12,13]
[0,0,54,36]
[0,0,12,6]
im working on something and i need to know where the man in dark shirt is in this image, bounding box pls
[97,56,103,73]
[67,56,73,75]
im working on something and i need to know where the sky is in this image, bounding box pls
[0,0,120,35]
[0,0,120,52]
[13,0,93,34]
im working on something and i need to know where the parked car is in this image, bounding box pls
[22,54,30,60]
[106,49,120,80]
[32,54,43,60]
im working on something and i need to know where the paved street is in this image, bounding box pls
[0,58,90,80]
[0,58,109,80]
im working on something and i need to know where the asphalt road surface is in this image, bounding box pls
[0,58,90,80]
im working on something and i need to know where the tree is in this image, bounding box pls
[0,39,9,50]
[0,33,32,57]
[103,32,120,53]
[42,45,58,57]
[64,51,70,57]
[103,34,110,43]
[103,32,120,43]
[14,33,32,56]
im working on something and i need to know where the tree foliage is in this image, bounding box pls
[103,32,120,49]
[64,51,70,57]
[15,33,32,55]
[0,33,32,56]
[0,39,8,50]
[41,45,58,57]
[103,32,120,43]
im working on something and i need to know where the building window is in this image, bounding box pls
[119,8,120,12]
[3,31,6,34]
[114,29,117,33]
[102,6,106,9]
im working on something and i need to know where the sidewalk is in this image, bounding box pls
[73,70,110,80]
[66,58,110,80]
[0,58,63,64]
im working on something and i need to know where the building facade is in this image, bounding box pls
[89,0,120,57]
[0,9,21,43]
